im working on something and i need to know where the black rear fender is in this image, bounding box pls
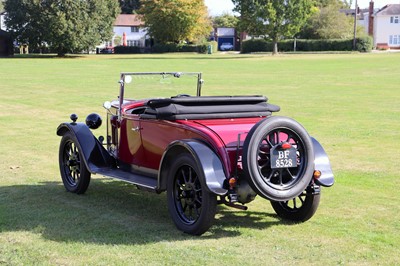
[158,140,228,195]
[57,122,116,173]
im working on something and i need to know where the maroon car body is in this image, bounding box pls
[57,72,334,235]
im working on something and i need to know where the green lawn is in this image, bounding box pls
[0,53,399,265]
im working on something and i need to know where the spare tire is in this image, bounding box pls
[243,116,314,201]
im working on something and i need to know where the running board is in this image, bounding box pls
[93,167,158,192]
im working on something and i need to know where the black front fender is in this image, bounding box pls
[57,122,116,173]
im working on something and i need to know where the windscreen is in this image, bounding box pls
[120,72,202,100]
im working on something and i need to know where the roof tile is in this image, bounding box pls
[114,14,144,27]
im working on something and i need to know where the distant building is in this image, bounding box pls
[341,1,400,49]
[0,11,7,31]
[98,14,148,51]
[373,4,400,49]
[215,27,237,51]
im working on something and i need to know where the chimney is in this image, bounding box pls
[368,0,374,36]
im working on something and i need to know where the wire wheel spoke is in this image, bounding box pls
[256,127,308,190]
[174,165,202,224]
[62,141,82,186]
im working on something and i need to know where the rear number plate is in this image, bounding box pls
[270,147,297,169]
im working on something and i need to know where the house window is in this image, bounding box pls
[131,26,139,33]
[127,40,141,47]
[389,35,400,45]
[390,16,399,23]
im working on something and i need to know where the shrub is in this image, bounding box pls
[151,43,208,53]
[356,36,373,52]
[114,46,141,54]
[242,38,373,53]
[241,39,272,53]
[196,44,208,54]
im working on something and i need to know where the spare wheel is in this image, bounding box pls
[242,116,314,201]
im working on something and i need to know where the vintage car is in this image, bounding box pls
[57,72,334,235]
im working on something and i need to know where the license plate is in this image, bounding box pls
[270,146,297,169]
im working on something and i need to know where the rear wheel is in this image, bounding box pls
[243,116,314,201]
[59,132,91,194]
[167,153,217,235]
[271,188,320,222]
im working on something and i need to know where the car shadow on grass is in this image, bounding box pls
[0,179,286,244]
[7,54,83,59]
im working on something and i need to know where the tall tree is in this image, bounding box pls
[139,0,211,44]
[213,13,239,28]
[4,0,120,56]
[233,0,314,54]
[300,3,353,39]
[299,1,363,39]
[119,0,140,14]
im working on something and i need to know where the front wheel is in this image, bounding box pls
[59,132,91,194]
[167,153,217,235]
[270,188,320,222]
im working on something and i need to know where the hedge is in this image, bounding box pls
[151,43,208,54]
[241,37,373,53]
[114,46,142,54]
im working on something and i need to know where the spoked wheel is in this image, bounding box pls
[271,188,320,222]
[167,153,217,235]
[243,116,314,201]
[59,132,91,194]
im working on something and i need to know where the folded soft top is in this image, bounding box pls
[142,95,280,120]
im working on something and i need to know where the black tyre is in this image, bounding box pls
[271,189,320,222]
[243,116,314,201]
[167,153,217,235]
[59,132,91,194]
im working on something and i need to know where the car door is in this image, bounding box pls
[118,112,146,166]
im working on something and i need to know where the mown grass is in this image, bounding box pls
[0,52,399,265]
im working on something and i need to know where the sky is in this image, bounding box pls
[204,0,398,16]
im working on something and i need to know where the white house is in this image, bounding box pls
[99,14,148,49]
[373,4,400,48]
[0,11,7,31]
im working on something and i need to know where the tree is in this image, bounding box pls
[233,0,314,54]
[307,4,353,39]
[119,0,140,14]
[0,1,4,11]
[213,13,239,28]
[139,0,211,44]
[299,2,362,39]
[315,0,350,8]
[4,0,120,56]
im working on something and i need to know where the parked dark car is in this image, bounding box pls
[100,47,114,54]
[57,72,334,235]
